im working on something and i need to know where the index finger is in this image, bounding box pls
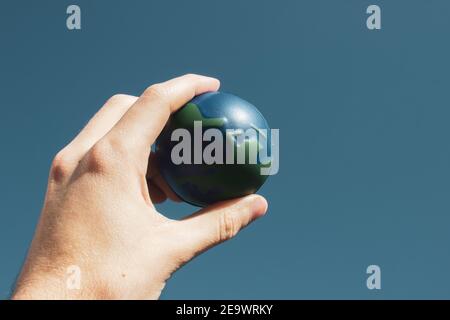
[106,74,220,153]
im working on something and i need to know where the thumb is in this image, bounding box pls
[175,195,268,259]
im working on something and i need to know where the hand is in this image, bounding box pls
[11,74,268,300]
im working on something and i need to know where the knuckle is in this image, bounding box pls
[218,212,239,242]
[106,94,135,105]
[84,139,118,173]
[50,150,73,182]
[144,84,168,101]
[182,73,197,79]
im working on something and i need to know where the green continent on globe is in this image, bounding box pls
[172,103,225,129]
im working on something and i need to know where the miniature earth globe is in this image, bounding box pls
[155,92,271,207]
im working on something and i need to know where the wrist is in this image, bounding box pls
[12,269,93,300]
[12,261,166,300]
[12,258,111,300]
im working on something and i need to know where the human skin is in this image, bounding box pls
[11,74,268,300]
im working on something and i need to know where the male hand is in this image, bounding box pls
[12,74,268,300]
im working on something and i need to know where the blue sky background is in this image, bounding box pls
[1,0,450,299]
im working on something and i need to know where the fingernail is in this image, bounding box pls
[250,195,268,218]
